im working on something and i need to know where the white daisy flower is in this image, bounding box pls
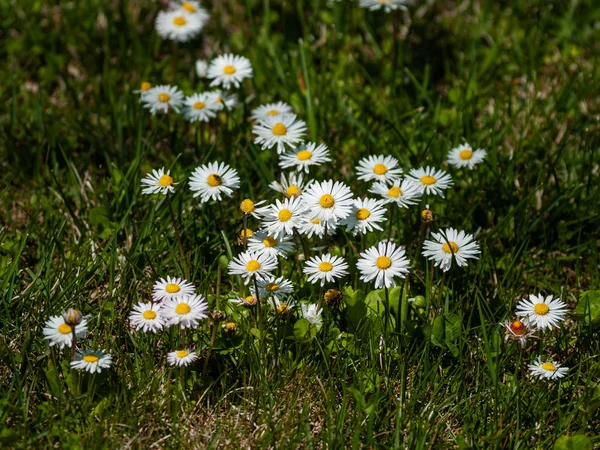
[227,250,278,284]
[195,59,208,78]
[303,254,349,286]
[279,142,331,173]
[298,216,331,239]
[183,92,219,122]
[207,54,253,90]
[357,241,410,288]
[359,0,408,12]
[270,297,296,316]
[422,228,480,272]
[141,84,184,115]
[163,294,209,329]
[405,166,453,198]
[189,161,240,203]
[528,358,569,380]
[301,303,322,327]
[43,315,88,349]
[152,276,196,303]
[141,167,176,195]
[239,199,269,219]
[500,318,537,347]
[369,178,422,208]
[129,302,165,333]
[231,295,259,308]
[258,276,294,300]
[167,349,198,367]
[209,90,238,111]
[155,10,207,42]
[133,81,152,95]
[247,230,295,258]
[269,172,311,199]
[301,180,354,225]
[262,197,307,238]
[356,155,403,183]
[171,1,209,18]
[71,350,113,374]
[447,143,487,169]
[340,198,387,235]
[251,101,294,122]
[253,114,307,155]
[515,294,568,330]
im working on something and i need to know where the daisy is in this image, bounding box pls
[422,228,480,272]
[515,294,568,330]
[258,276,294,300]
[247,230,295,258]
[167,349,198,367]
[239,199,269,219]
[528,358,569,380]
[301,180,354,225]
[356,155,403,183]
[359,0,408,12]
[152,276,196,303]
[163,294,209,329]
[262,197,307,238]
[227,250,278,284]
[129,302,165,333]
[155,10,206,42]
[238,228,255,246]
[43,315,88,349]
[340,198,387,235]
[251,101,294,122]
[183,93,219,122]
[447,143,487,169]
[269,172,310,199]
[209,90,238,111]
[133,81,152,95]
[357,241,410,288]
[301,303,323,327]
[141,84,184,115]
[171,1,209,18]
[304,254,349,286]
[270,297,296,316]
[406,166,453,198]
[279,142,331,173]
[500,318,538,346]
[253,114,307,154]
[207,54,253,90]
[189,161,240,203]
[231,295,259,308]
[141,167,176,195]
[195,59,208,78]
[222,321,239,335]
[369,178,422,208]
[298,216,332,239]
[71,350,113,374]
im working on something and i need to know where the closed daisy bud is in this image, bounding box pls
[323,289,343,307]
[421,206,434,223]
[63,308,83,326]
[222,321,239,336]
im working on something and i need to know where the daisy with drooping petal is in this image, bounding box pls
[406,166,453,198]
[515,294,568,330]
[356,155,403,183]
[227,250,278,284]
[447,143,487,169]
[231,295,259,308]
[253,114,307,154]
[167,349,198,367]
[195,59,208,78]
[303,254,349,286]
[359,0,408,12]
[141,167,176,195]
[71,350,113,373]
[141,85,184,115]
[247,230,295,258]
[239,199,269,219]
[251,101,294,122]
[163,294,209,329]
[258,276,294,300]
[183,92,219,122]
[189,161,240,203]
[422,228,480,272]
[129,302,165,333]
[207,54,253,90]
[155,10,206,42]
[43,315,88,349]
[500,318,538,346]
[340,198,387,235]
[528,358,569,380]
[262,197,307,238]
[152,276,196,303]
[301,303,322,327]
[369,178,422,208]
[357,241,410,288]
[269,172,310,199]
[209,90,238,111]
[301,180,354,225]
[279,142,331,173]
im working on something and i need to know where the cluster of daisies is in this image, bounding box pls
[501,294,570,380]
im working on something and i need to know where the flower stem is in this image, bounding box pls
[167,196,189,280]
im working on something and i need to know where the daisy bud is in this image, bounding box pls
[238,228,254,245]
[323,289,343,307]
[222,321,238,336]
[211,311,225,323]
[421,207,433,223]
[63,308,83,326]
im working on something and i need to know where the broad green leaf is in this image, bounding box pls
[553,435,592,450]
[575,290,600,327]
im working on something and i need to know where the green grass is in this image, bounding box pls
[1,0,600,448]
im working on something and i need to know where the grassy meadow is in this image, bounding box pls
[1,0,600,448]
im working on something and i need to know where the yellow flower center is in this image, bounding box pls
[140,81,151,91]
[223,65,236,75]
[376,256,392,270]
[377,0,391,3]
[272,123,287,136]
[207,174,222,187]
[267,109,279,116]
[240,229,254,239]
[277,304,289,314]
[83,355,99,363]
[165,283,180,294]
[246,260,261,271]
[459,149,473,160]
[319,194,335,208]
[181,2,196,12]
[245,295,257,304]
[175,303,191,315]
[442,242,459,254]
[225,322,236,330]
[193,101,206,110]
[297,150,312,161]
[143,310,157,320]
[387,186,401,198]
[263,236,278,247]
[158,93,170,103]
[420,175,436,185]
[510,320,526,335]
[158,174,173,187]
[177,350,189,358]
[355,208,371,220]
[265,283,280,292]
[172,16,187,26]
[286,185,301,198]
[240,199,255,214]
[278,209,293,222]
[58,323,72,334]
[373,163,388,175]
[319,262,333,272]
[311,218,321,224]
[541,362,556,371]
[533,303,550,315]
